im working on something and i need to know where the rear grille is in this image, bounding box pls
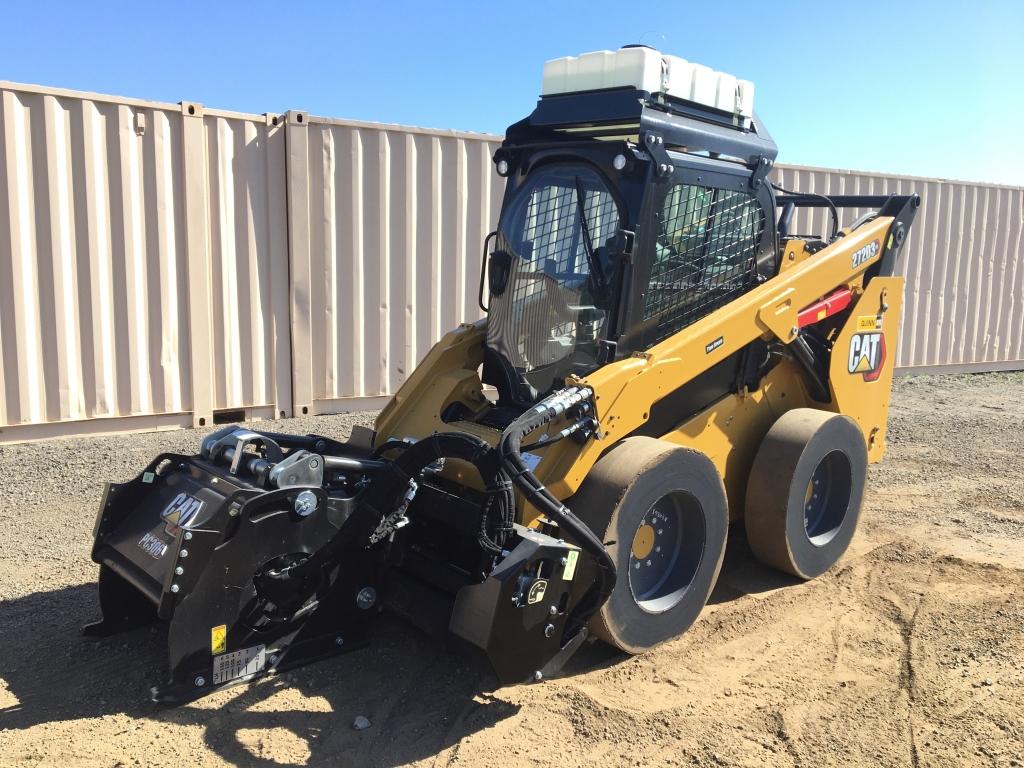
[643,185,764,345]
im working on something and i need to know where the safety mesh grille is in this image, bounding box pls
[522,183,619,276]
[643,184,764,344]
[487,168,617,380]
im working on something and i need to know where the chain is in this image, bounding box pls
[367,479,418,545]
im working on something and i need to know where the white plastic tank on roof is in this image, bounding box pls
[541,46,754,127]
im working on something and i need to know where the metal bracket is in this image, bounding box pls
[610,228,635,261]
[269,450,325,489]
[642,132,674,179]
[750,155,773,190]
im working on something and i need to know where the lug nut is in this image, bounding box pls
[194,675,205,687]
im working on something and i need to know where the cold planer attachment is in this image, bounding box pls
[87,413,596,703]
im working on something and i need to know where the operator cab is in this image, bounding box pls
[481,46,780,414]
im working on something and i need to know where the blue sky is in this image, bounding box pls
[2,0,1022,185]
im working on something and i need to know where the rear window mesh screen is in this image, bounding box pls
[642,184,764,345]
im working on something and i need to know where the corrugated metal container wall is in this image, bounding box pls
[773,164,1024,373]
[3,79,1022,442]
[286,114,503,413]
[0,83,290,441]
[0,86,189,431]
[199,107,290,418]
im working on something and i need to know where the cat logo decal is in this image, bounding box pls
[848,332,886,382]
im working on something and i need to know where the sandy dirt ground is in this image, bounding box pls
[0,372,1022,767]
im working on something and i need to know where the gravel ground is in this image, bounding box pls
[0,372,1022,767]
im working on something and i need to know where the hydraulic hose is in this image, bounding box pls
[496,387,617,638]
[361,431,515,554]
[284,432,515,592]
[772,183,840,243]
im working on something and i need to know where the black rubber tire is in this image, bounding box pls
[571,437,729,655]
[745,408,868,580]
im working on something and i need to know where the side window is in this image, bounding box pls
[643,183,764,344]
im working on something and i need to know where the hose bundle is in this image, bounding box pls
[496,387,617,637]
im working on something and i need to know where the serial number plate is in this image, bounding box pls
[212,644,266,685]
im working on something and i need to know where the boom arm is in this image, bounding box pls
[535,214,906,498]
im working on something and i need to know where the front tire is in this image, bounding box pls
[571,437,729,654]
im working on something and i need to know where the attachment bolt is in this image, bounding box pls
[194,675,205,687]
[544,623,555,638]
[356,587,377,610]
[174,566,184,575]
[335,636,345,646]
[179,549,189,559]
[170,584,180,593]
[533,670,543,682]
[294,490,318,517]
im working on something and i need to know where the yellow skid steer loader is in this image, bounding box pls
[85,46,919,702]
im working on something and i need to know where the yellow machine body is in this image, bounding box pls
[374,215,905,524]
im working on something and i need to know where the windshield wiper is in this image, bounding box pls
[574,178,608,297]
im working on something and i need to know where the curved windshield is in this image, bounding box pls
[487,164,621,394]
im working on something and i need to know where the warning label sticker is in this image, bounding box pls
[857,315,882,331]
[211,624,227,655]
[563,550,580,581]
[212,645,265,685]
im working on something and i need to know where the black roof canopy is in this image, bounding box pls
[504,87,778,172]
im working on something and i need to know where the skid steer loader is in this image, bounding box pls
[86,46,919,703]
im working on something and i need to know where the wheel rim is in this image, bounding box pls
[627,491,706,614]
[803,449,853,547]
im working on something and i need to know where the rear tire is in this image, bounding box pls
[745,408,868,579]
[571,437,728,655]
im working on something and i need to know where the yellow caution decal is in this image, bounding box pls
[211,624,227,655]
[857,315,882,331]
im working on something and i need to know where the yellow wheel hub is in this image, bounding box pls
[631,523,656,560]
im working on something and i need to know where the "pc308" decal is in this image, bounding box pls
[848,332,886,382]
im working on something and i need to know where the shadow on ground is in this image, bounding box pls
[0,525,792,766]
